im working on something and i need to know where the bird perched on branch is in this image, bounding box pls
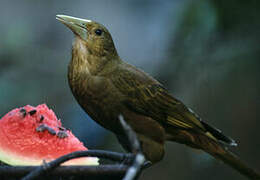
[56,15,260,179]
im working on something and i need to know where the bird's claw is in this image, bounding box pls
[142,161,152,169]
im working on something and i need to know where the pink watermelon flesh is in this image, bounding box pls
[0,104,98,166]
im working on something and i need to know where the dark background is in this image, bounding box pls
[0,0,259,179]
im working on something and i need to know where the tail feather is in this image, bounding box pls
[166,127,260,179]
[204,139,260,180]
[187,107,237,146]
[200,120,237,146]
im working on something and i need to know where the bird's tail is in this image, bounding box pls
[166,125,260,179]
[201,136,260,179]
[199,121,260,179]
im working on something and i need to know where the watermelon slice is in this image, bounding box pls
[0,104,98,166]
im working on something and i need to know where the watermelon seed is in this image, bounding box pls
[19,108,27,117]
[57,131,68,138]
[36,124,45,132]
[47,127,57,135]
[28,109,37,116]
[39,115,44,122]
[58,126,66,131]
[36,124,56,135]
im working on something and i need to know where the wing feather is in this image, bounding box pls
[110,64,206,132]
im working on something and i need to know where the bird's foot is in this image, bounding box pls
[142,161,152,169]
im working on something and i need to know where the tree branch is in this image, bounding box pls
[0,165,128,180]
[119,115,146,180]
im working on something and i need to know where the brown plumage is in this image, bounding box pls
[56,15,260,179]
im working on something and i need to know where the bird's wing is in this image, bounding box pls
[110,64,206,131]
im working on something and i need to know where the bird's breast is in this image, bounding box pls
[68,69,124,131]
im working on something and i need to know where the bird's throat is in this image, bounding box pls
[71,38,91,74]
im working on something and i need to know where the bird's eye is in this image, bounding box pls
[95,29,103,36]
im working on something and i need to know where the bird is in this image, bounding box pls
[56,14,260,179]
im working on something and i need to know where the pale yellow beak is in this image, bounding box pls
[56,14,92,40]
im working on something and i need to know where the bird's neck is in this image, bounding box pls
[70,37,120,76]
[68,38,122,106]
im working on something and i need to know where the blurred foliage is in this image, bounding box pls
[153,0,260,180]
[0,0,259,180]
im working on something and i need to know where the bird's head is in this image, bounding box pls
[56,15,118,58]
